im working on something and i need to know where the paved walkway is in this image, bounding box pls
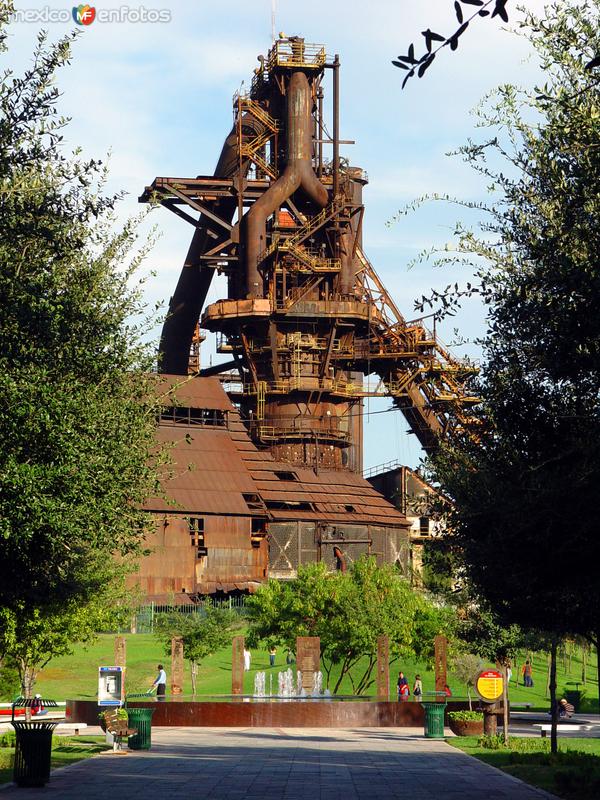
[2,727,557,799]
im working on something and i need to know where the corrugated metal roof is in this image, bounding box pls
[154,374,236,411]
[148,375,408,528]
[145,490,251,515]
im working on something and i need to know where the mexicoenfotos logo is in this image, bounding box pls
[11,6,171,24]
[72,5,96,25]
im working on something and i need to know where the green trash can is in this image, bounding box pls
[12,721,59,787]
[126,707,155,750]
[422,702,446,739]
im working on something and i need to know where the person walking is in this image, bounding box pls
[269,646,277,667]
[413,674,423,702]
[152,664,167,701]
[522,660,534,687]
[244,648,251,672]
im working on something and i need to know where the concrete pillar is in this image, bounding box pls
[296,636,320,692]
[114,636,126,668]
[411,544,424,587]
[114,636,126,695]
[434,635,448,702]
[232,635,245,695]
[376,635,389,700]
[171,636,184,695]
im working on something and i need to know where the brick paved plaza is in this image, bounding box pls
[1,727,557,799]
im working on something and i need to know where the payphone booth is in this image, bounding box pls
[98,666,125,706]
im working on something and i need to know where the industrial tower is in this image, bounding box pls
[140,36,476,474]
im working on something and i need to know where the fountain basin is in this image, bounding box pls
[66,698,428,727]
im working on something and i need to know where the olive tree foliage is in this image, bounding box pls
[0,6,164,675]
[418,0,600,645]
[395,0,600,749]
[452,653,483,710]
[393,0,510,89]
[246,558,455,695]
[154,606,241,695]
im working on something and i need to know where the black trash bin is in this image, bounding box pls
[11,696,61,787]
[12,721,59,787]
[564,689,582,712]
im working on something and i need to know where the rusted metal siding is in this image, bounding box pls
[130,515,196,599]
[247,458,408,527]
[132,513,268,598]
[197,516,268,594]
[136,376,411,600]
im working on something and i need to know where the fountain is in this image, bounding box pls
[277,668,295,698]
[67,632,450,729]
[312,671,323,697]
[255,668,327,700]
[255,668,328,700]
[253,671,266,697]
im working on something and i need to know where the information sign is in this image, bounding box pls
[475,669,504,703]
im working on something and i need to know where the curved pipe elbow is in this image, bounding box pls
[245,71,328,298]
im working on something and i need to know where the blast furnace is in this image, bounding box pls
[135,37,476,601]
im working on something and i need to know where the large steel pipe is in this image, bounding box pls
[159,117,264,374]
[245,71,328,297]
[339,176,364,295]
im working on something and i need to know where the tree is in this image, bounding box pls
[421,537,459,597]
[409,1,600,751]
[247,557,454,695]
[0,6,161,619]
[412,601,459,668]
[154,605,240,695]
[457,607,528,666]
[0,657,20,701]
[452,653,483,710]
[0,592,131,698]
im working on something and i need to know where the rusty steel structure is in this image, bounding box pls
[136,37,477,600]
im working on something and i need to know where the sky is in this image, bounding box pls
[5,0,550,470]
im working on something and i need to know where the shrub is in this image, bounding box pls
[0,731,16,748]
[478,733,507,749]
[448,711,483,722]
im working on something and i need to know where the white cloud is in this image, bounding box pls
[4,0,554,466]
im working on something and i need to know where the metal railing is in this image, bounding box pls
[130,598,248,634]
[363,460,403,479]
[256,424,350,443]
[267,40,327,71]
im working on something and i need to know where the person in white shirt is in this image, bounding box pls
[152,664,167,701]
[243,649,251,671]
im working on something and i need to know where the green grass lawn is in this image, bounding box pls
[449,736,600,800]
[10,633,595,711]
[0,735,110,786]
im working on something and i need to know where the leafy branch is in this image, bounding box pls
[392,0,510,88]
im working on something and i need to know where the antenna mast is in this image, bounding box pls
[271,0,277,43]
